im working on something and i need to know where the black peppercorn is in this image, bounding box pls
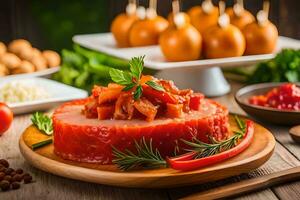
[0,180,10,191]
[0,166,5,172]
[10,171,16,177]
[22,173,29,178]
[11,182,20,190]
[0,172,5,181]
[12,174,23,182]
[0,159,35,192]
[4,168,14,175]
[23,175,32,184]
[3,175,12,182]
[0,160,9,168]
[15,168,23,174]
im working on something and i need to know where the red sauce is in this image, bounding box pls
[249,83,300,111]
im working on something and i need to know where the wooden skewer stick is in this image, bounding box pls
[234,0,245,17]
[257,0,270,26]
[172,0,180,15]
[126,0,137,15]
[237,0,244,9]
[218,1,230,28]
[173,0,186,28]
[219,1,225,16]
[149,0,157,11]
[202,0,214,14]
[129,0,136,5]
[147,0,157,19]
[263,0,270,19]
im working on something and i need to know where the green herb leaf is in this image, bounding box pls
[129,56,145,80]
[109,68,133,85]
[247,49,300,84]
[31,112,53,136]
[31,138,53,151]
[223,49,300,84]
[122,83,136,91]
[285,71,298,82]
[109,56,150,100]
[234,115,246,131]
[112,137,166,171]
[146,80,165,92]
[134,85,143,100]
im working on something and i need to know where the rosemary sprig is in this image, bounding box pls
[109,56,165,100]
[112,137,167,171]
[31,112,53,135]
[31,138,53,150]
[182,116,247,159]
[234,115,246,132]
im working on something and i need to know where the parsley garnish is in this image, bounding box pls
[145,80,165,92]
[31,112,53,136]
[109,56,165,100]
[31,112,53,150]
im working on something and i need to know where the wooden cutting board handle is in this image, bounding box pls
[181,166,300,200]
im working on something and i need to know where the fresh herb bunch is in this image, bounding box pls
[53,44,130,91]
[223,49,300,83]
[112,116,247,171]
[248,49,300,83]
[31,112,53,136]
[182,115,246,158]
[53,45,157,92]
[109,56,165,100]
[112,137,167,171]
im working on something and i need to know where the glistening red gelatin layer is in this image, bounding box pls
[53,99,229,164]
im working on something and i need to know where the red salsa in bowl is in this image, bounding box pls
[249,83,300,111]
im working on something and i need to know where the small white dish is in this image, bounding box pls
[0,67,60,80]
[0,78,88,115]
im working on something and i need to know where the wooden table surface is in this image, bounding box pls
[1,82,300,200]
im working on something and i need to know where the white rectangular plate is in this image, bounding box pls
[73,33,300,70]
[0,78,88,115]
[0,67,60,80]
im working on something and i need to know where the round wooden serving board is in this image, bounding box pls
[19,116,275,188]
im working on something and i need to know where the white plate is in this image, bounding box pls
[0,67,60,80]
[0,78,88,115]
[73,33,300,70]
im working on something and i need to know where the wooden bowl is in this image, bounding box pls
[235,82,300,126]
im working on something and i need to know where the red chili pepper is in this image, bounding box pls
[167,120,254,171]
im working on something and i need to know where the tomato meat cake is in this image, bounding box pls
[53,77,229,164]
